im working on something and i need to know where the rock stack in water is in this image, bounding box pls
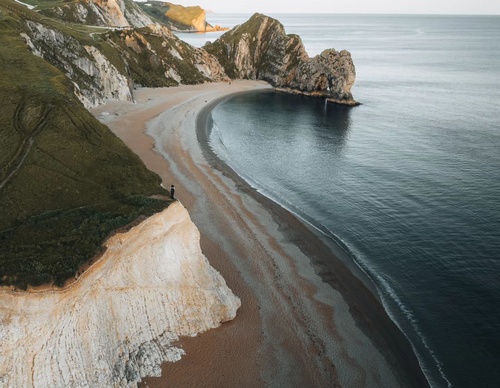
[205,13,358,105]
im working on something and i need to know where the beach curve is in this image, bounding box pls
[91,80,428,387]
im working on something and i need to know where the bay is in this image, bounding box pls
[179,14,500,387]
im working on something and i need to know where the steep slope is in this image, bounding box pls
[205,13,358,105]
[1,3,357,290]
[0,1,170,288]
[39,0,154,28]
[138,1,227,32]
[19,10,227,108]
[0,203,240,387]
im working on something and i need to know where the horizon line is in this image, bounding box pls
[207,11,500,17]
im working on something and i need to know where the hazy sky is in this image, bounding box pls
[162,0,500,15]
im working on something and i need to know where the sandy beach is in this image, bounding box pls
[91,80,428,387]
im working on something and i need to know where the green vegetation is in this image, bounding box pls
[205,13,305,82]
[138,1,204,30]
[205,13,273,78]
[16,0,77,11]
[0,1,171,289]
[164,2,203,26]
[101,27,210,86]
[40,2,105,26]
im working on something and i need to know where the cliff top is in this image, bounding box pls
[0,0,171,289]
[138,1,226,32]
[205,12,357,104]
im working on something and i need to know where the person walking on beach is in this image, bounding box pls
[170,184,175,199]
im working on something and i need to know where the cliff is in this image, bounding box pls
[40,0,155,28]
[205,13,358,105]
[20,15,227,108]
[1,0,177,289]
[1,3,239,385]
[0,202,240,387]
[138,1,228,32]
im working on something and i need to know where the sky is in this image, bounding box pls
[151,0,500,15]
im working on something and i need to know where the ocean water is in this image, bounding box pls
[178,14,500,387]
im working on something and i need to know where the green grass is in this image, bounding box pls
[0,2,171,289]
[102,27,209,86]
[138,1,204,30]
[205,13,304,82]
[164,2,203,25]
[17,0,78,11]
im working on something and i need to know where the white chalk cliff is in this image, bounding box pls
[41,0,154,28]
[0,202,240,387]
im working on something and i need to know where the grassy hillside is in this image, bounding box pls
[0,1,171,289]
[139,1,204,30]
[12,0,75,11]
[204,13,275,78]
[101,26,210,86]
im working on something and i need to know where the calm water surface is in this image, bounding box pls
[180,15,500,387]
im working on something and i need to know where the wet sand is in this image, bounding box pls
[91,80,428,387]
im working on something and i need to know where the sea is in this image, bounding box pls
[176,14,500,387]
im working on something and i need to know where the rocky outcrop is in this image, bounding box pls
[104,23,228,86]
[0,202,240,387]
[138,1,228,32]
[205,13,358,105]
[22,20,133,108]
[21,20,227,108]
[20,10,356,108]
[40,0,154,28]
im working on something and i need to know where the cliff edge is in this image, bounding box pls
[40,0,155,28]
[0,202,240,387]
[205,13,358,105]
[138,1,228,32]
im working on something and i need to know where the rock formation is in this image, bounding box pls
[19,6,356,108]
[138,1,228,32]
[0,203,240,387]
[40,0,154,28]
[22,20,134,108]
[21,20,227,108]
[205,13,358,105]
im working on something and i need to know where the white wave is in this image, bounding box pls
[374,274,453,388]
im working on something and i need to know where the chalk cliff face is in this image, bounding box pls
[22,20,133,108]
[205,13,358,105]
[21,20,227,108]
[41,0,154,28]
[0,203,240,387]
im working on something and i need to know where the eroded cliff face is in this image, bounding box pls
[41,0,154,28]
[205,13,358,105]
[103,24,228,87]
[20,20,227,108]
[21,20,133,108]
[0,202,240,387]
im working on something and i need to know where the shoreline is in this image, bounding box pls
[91,81,428,387]
[0,203,240,387]
[195,90,429,386]
[196,90,429,387]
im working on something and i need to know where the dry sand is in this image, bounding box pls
[91,80,428,387]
